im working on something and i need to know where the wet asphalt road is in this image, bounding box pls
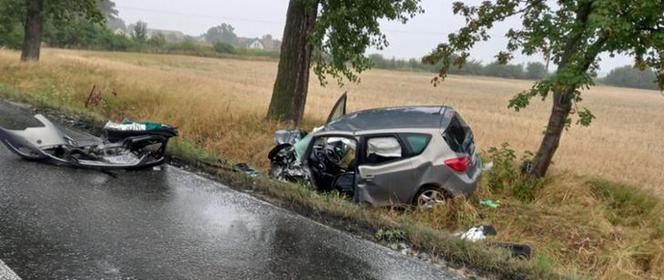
[0,102,459,280]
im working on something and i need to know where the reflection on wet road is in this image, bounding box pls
[0,144,459,279]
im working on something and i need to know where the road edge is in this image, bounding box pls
[0,260,20,280]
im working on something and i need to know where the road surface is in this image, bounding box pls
[0,102,459,279]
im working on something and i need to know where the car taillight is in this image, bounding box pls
[445,156,470,173]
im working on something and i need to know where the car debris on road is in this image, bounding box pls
[268,92,483,207]
[0,114,177,170]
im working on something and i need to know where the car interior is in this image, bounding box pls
[308,136,357,196]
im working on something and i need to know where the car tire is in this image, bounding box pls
[413,185,450,208]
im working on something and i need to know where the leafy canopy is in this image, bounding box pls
[204,23,238,45]
[0,0,112,48]
[423,0,664,126]
[310,0,423,85]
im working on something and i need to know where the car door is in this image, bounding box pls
[326,92,347,124]
[356,135,416,205]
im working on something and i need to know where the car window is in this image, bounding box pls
[403,134,431,156]
[443,115,473,154]
[365,136,403,165]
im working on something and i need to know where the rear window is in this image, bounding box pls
[443,115,474,154]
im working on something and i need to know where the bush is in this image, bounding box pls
[484,143,541,201]
[213,41,235,54]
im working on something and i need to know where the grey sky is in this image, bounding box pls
[113,0,632,74]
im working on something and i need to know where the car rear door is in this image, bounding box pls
[356,135,417,205]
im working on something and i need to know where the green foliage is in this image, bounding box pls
[482,62,525,79]
[0,0,119,50]
[485,143,542,201]
[424,0,664,127]
[375,228,406,242]
[131,21,148,42]
[310,0,423,85]
[525,62,547,80]
[367,53,549,80]
[147,33,166,48]
[213,41,235,54]
[512,177,544,202]
[576,107,595,127]
[0,0,23,49]
[204,23,237,45]
[485,143,519,193]
[601,65,659,90]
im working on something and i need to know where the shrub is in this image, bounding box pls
[213,41,235,54]
[485,143,518,192]
[484,143,541,201]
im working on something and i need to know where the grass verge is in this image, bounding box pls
[0,86,563,279]
[1,52,663,279]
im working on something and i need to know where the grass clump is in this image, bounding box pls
[588,179,658,226]
[375,228,407,242]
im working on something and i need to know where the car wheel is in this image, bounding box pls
[414,186,449,208]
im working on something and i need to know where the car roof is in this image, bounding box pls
[321,105,456,133]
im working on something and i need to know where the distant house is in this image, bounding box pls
[236,35,281,50]
[248,39,264,49]
[260,34,281,50]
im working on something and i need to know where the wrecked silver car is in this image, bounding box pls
[0,114,177,170]
[269,93,483,207]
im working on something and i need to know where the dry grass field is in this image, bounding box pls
[1,48,663,279]
[1,48,661,192]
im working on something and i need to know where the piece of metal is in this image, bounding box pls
[0,114,177,170]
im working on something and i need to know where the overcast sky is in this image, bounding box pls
[113,0,633,74]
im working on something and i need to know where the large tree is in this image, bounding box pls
[17,0,104,61]
[204,23,237,45]
[131,20,148,42]
[266,0,422,126]
[424,0,664,179]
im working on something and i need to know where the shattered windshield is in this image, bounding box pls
[294,133,313,161]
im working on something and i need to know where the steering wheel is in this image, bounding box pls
[324,146,342,165]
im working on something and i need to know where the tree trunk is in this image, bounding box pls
[20,0,44,62]
[527,88,573,178]
[266,0,318,127]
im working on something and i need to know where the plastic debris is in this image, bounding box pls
[456,224,532,259]
[457,225,497,242]
[497,243,532,259]
[480,199,500,208]
[233,163,261,178]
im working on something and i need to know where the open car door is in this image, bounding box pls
[326,92,347,124]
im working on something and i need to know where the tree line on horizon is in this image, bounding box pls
[368,54,660,90]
